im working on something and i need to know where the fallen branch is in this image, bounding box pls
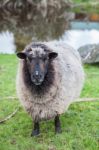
[0,96,99,102]
[86,73,99,76]
[0,96,17,100]
[0,107,20,124]
[75,97,99,102]
[0,97,98,124]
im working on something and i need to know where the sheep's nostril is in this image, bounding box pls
[32,74,36,79]
[33,74,38,79]
[32,73,43,80]
[39,74,42,78]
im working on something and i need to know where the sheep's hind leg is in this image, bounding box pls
[31,122,40,136]
[55,115,62,134]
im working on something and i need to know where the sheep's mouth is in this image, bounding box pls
[34,81,42,86]
[31,79,44,86]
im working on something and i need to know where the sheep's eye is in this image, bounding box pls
[27,48,32,53]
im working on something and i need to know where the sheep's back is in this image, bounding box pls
[45,41,84,103]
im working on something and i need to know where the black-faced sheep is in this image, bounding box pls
[16,42,84,136]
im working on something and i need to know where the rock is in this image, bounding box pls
[78,44,99,63]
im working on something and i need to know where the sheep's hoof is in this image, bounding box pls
[31,130,40,137]
[55,127,62,134]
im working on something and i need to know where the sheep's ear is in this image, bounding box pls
[16,52,26,59]
[49,52,58,60]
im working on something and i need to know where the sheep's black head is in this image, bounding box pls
[17,46,58,86]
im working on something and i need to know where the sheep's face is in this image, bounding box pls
[17,47,58,85]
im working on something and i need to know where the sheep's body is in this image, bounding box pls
[16,42,84,121]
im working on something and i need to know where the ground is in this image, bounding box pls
[0,54,99,150]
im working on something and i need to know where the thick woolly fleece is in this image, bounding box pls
[16,41,84,121]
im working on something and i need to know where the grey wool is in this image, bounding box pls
[16,41,84,122]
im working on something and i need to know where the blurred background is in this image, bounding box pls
[0,0,99,63]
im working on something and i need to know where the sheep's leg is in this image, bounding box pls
[55,115,62,134]
[31,122,40,136]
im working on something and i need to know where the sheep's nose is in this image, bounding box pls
[33,74,42,80]
[32,71,43,80]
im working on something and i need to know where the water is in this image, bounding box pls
[61,29,99,49]
[0,29,99,54]
[0,31,16,54]
[70,21,99,30]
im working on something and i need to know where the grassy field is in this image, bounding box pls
[0,54,99,150]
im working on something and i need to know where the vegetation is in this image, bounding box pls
[72,0,98,3]
[0,54,99,150]
[73,0,91,3]
[71,0,99,13]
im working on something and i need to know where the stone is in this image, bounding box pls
[78,44,99,63]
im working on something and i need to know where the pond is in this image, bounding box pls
[0,7,99,54]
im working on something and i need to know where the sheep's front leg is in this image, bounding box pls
[31,122,40,136]
[55,115,62,134]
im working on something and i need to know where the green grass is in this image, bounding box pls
[0,54,99,150]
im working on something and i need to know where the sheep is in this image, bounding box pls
[16,41,84,136]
